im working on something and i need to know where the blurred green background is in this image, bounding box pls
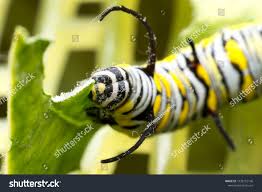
[0,0,262,174]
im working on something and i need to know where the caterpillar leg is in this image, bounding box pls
[101,111,156,164]
[210,112,236,151]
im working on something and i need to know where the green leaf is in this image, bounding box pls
[7,27,99,174]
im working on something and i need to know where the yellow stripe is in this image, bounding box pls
[115,99,135,114]
[156,104,171,132]
[162,54,176,62]
[196,65,211,86]
[242,75,256,100]
[153,95,162,116]
[158,74,171,98]
[225,39,248,71]
[114,117,138,127]
[207,89,218,112]
[178,101,189,125]
[153,74,163,116]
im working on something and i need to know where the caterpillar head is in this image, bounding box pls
[86,67,130,120]
[86,5,157,164]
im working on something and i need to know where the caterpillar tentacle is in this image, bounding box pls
[210,112,236,151]
[99,5,157,76]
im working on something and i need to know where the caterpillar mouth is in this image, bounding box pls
[85,105,116,124]
[85,106,100,117]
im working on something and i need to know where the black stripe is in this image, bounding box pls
[107,81,127,109]
[92,75,112,84]
[109,68,133,111]
[105,67,125,82]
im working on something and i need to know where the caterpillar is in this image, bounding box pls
[85,5,262,163]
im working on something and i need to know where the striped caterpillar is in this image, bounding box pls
[85,6,262,163]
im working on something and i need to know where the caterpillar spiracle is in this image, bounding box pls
[85,6,262,163]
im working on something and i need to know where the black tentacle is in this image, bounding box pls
[210,112,236,151]
[188,38,199,69]
[101,122,156,163]
[99,5,157,76]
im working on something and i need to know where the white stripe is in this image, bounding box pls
[131,69,152,117]
[101,82,118,107]
[117,67,127,80]
[214,31,240,97]
[92,70,117,83]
